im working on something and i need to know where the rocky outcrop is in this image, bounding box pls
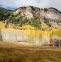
[13,6,61,21]
[45,8,61,22]
[0,6,61,29]
[12,6,61,29]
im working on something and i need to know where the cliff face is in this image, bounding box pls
[12,6,61,29]
[13,6,61,21]
[0,6,61,29]
[45,8,61,22]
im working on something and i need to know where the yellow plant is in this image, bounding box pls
[0,23,61,45]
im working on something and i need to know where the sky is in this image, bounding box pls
[0,0,61,11]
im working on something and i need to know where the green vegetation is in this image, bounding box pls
[0,6,61,30]
[30,18,41,29]
[10,17,29,27]
[0,7,13,21]
[10,17,20,26]
[10,17,41,29]
[44,20,51,27]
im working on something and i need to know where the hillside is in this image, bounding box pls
[0,6,61,46]
[0,7,13,21]
[0,6,61,30]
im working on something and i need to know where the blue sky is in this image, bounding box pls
[0,0,61,11]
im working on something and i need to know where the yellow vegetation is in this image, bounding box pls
[21,25,35,30]
[0,24,61,37]
[0,24,61,44]
[0,22,5,29]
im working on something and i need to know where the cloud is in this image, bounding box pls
[46,0,61,11]
[0,0,61,11]
[0,0,50,7]
[0,0,16,7]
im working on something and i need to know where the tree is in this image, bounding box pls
[44,8,48,13]
[11,17,20,26]
[10,16,41,29]
[44,20,51,27]
[30,18,41,29]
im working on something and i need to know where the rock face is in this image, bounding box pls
[0,6,61,29]
[13,6,34,19]
[45,8,61,22]
[12,6,61,29]
[13,6,61,21]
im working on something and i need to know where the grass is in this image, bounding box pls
[0,42,61,62]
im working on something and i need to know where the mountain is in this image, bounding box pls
[0,5,16,10]
[0,7,14,21]
[12,6,61,29]
[0,6,61,30]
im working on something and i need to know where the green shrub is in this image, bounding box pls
[44,20,51,27]
[10,16,41,29]
[30,18,41,29]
